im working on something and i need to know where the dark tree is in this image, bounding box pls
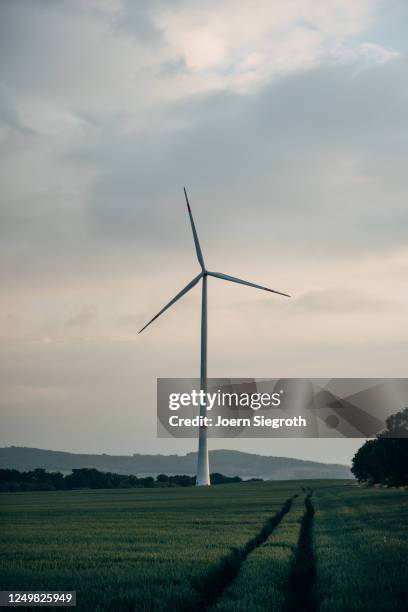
[0,468,243,491]
[352,408,408,486]
[381,407,408,438]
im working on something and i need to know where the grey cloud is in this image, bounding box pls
[158,56,189,77]
[0,85,31,135]
[292,288,395,313]
[0,0,407,290]
[1,0,408,464]
[115,314,145,328]
[113,1,166,45]
[66,309,97,328]
[76,59,408,260]
[2,311,21,327]
[2,57,408,289]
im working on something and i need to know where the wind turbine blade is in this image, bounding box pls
[184,187,205,271]
[208,271,290,297]
[138,273,202,334]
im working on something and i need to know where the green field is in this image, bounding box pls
[1,480,407,611]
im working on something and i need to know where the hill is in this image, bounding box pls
[0,447,351,480]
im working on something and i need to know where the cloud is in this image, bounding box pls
[336,41,400,66]
[155,0,391,90]
[70,57,408,269]
[292,288,394,313]
[115,314,145,328]
[0,0,395,124]
[0,0,407,462]
[66,309,97,328]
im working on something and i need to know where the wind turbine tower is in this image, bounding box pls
[139,189,290,485]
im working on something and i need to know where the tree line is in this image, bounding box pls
[0,467,248,492]
[352,408,408,486]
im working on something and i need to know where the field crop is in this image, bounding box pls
[0,480,407,611]
[314,482,408,612]
[0,481,295,611]
[214,492,305,612]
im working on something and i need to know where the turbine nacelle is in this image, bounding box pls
[138,189,290,335]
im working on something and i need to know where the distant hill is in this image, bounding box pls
[0,447,351,480]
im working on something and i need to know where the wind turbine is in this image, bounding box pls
[139,189,290,486]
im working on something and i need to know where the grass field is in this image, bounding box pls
[1,480,407,611]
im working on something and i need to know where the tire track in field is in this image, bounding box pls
[191,494,297,610]
[282,490,316,612]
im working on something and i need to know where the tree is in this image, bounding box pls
[0,468,243,491]
[381,407,408,438]
[352,408,408,486]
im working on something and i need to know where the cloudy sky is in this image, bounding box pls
[1,0,407,465]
